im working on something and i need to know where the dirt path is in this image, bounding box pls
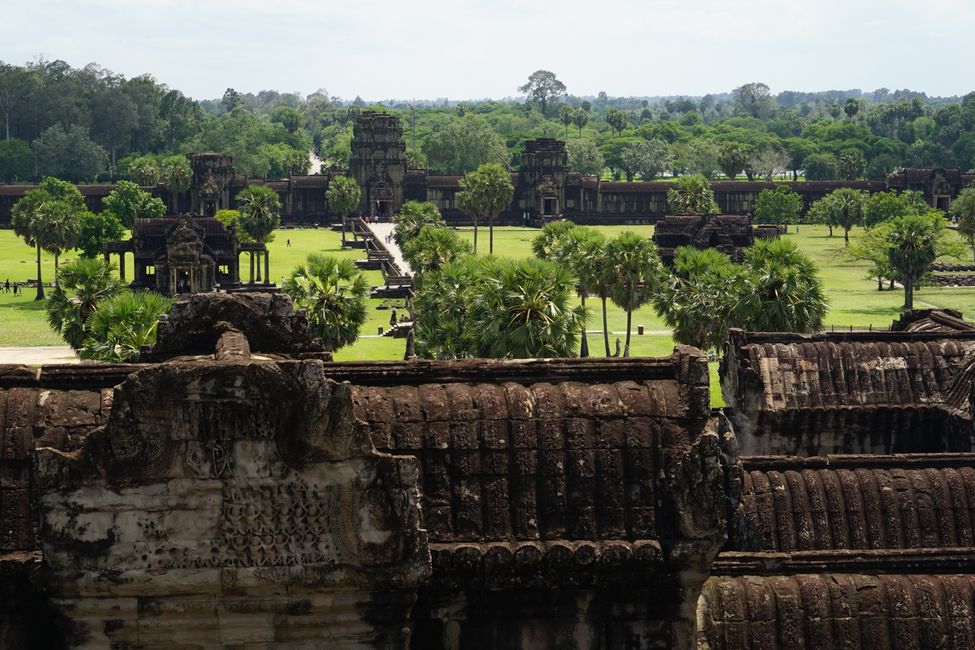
[0,346,78,365]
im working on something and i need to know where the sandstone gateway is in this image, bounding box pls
[2,294,975,649]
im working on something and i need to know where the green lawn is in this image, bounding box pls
[5,224,975,394]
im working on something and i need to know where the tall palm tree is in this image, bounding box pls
[325,176,361,246]
[80,290,173,362]
[47,257,124,350]
[552,226,606,358]
[393,201,444,248]
[237,184,281,282]
[653,246,740,352]
[162,156,192,214]
[732,238,827,332]
[10,189,49,300]
[888,214,940,310]
[531,220,578,260]
[470,258,586,358]
[457,163,514,255]
[36,199,81,284]
[284,255,368,351]
[401,226,471,275]
[606,232,660,357]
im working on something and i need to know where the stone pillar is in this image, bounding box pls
[249,252,255,285]
[264,250,270,285]
[119,252,126,282]
[103,252,110,264]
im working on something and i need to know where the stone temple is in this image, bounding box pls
[3,295,975,649]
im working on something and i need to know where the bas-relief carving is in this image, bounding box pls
[33,359,429,647]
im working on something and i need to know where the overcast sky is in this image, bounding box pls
[3,0,973,101]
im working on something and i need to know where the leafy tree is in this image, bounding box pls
[79,290,172,362]
[284,255,368,351]
[102,180,166,227]
[32,124,108,182]
[76,210,125,258]
[325,175,361,246]
[566,138,604,176]
[605,232,660,357]
[731,239,827,333]
[518,70,566,115]
[456,162,514,255]
[846,221,898,290]
[718,143,748,180]
[393,200,445,248]
[401,226,472,275]
[0,138,33,182]
[237,184,281,281]
[803,152,839,180]
[747,147,791,181]
[954,185,975,260]
[10,187,61,299]
[653,247,740,352]
[733,82,775,119]
[128,156,160,186]
[621,139,671,181]
[161,155,192,214]
[838,148,866,180]
[687,139,721,179]
[572,108,589,137]
[666,174,719,215]
[422,115,509,174]
[844,98,860,120]
[46,257,124,349]
[814,188,867,245]
[863,190,926,227]
[754,186,802,224]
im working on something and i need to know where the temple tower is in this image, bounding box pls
[188,153,234,217]
[348,111,408,219]
[517,138,568,220]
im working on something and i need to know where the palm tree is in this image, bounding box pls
[830,188,867,246]
[36,199,81,284]
[325,176,361,246]
[605,232,660,357]
[412,257,486,359]
[457,163,514,255]
[237,184,281,282]
[888,214,940,310]
[10,189,49,300]
[401,226,471,275]
[284,255,368,351]
[80,290,172,362]
[531,220,578,260]
[393,201,444,248]
[666,174,719,215]
[162,155,192,214]
[46,257,124,350]
[470,258,586,358]
[550,226,606,358]
[653,247,739,352]
[732,238,827,332]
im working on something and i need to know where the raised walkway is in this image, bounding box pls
[363,222,413,277]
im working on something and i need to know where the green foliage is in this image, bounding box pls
[325,175,361,217]
[886,212,960,309]
[456,162,515,254]
[653,247,741,352]
[128,155,160,185]
[718,143,748,180]
[605,232,660,356]
[954,185,975,260]
[0,138,33,182]
[79,290,172,362]
[566,139,604,176]
[863,190,927,227]
[620,139,671,181]
[732,238,828,333]
[32,124,108,182]
[401,226,472,274]
[754,187,802,224]
[76,210,125,258]
[213,209,248,240]
[284,255,368,351]
[46,257,124,349]
[161,155,192,192]
[809,188,868,243]
[422,115,509,174]
[531,220,579,259]
[803,152,839,180]
[838,148,866,180]
[519,70,566,115]
[236,184,281,243]
[102,180,166,227]
[413,256,585,359]
[604,108,629,136]
[845,221,899,290]
[393,201,444,248]
[666,174,719,215]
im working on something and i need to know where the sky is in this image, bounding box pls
[3,0,974,101]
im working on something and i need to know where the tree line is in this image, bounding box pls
[4,62,975,187]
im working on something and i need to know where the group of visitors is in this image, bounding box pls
[1,279,22,295]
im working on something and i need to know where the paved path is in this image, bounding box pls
[0,346,78,365]
[365,222,413,277]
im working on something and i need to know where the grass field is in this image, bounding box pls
[5,223,975,400]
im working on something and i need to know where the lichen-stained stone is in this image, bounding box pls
[33,358,429,649]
